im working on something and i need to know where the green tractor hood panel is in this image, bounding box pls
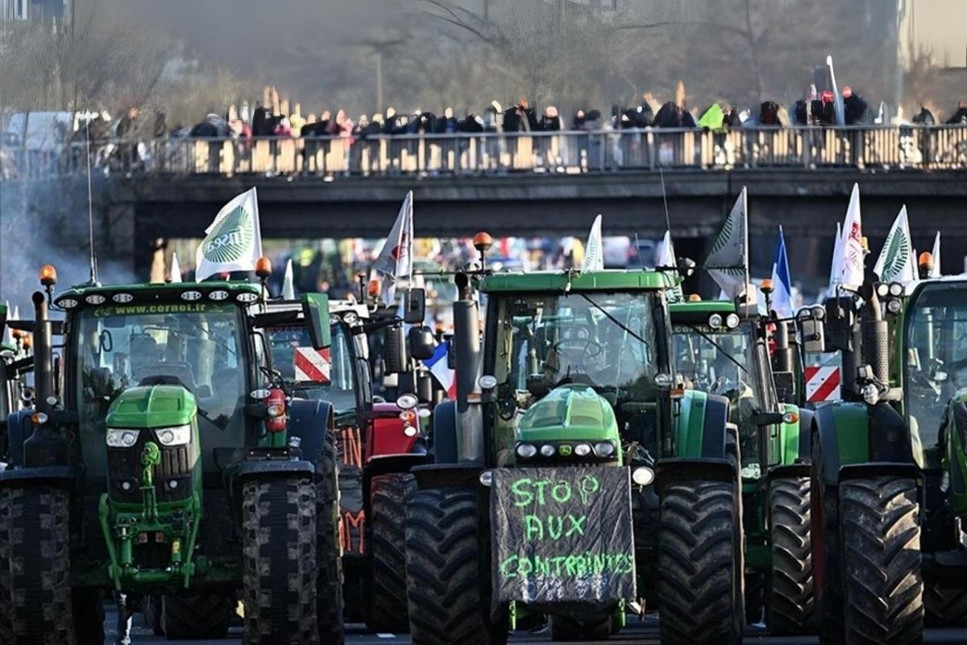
[107,385,197,429]
[517,384,618,442]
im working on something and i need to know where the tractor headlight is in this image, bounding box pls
[106,428,140,448]
[876,283,890,298]
[632,467,655,486]
[708,313,723,329]
[725,313,740,329]
[155,424,191,447]
[540,444,557,457]
[574,443,593,457]
[593,442,616,458]
[887,299,902,315]
[516,443,537,459]
[889,283,903,297]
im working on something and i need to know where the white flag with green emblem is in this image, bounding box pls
[655,230,683,302]
[873,205,916,284]
[581,215,604,272]
[704,187,749,300]
[195,187,263,282]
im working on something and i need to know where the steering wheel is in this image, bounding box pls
[555,337,604,361]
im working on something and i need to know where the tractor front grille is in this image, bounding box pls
[107,429,197,504]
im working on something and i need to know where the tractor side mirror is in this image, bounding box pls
[402,288,426,325]
[301,293,332,350]
[384,324,407,375]
[797,305,827,354]
[773,371,797,404]
[407,326,436,361]
[823,297,853,352]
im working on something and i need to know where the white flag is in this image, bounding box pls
[374,191,414,306]
[195,187,263,282]
[826,222,844,297]
[169,252,183,283]
[655,230,683,303]
[704,187,749,300]
[873,206,916,284]
[930,231,941,279]
[581,215,604,272]
[282,258,295,300]
[838,183,864,290]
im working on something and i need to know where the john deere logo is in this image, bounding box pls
[203,206,253,264]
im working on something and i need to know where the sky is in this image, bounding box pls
[910,0,967,66]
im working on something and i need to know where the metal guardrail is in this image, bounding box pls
[2,125,966,179]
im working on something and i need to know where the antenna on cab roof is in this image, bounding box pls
[85,118,99,286]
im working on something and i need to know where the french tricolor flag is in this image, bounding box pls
[425,340,457,399]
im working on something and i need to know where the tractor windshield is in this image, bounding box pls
[266,323,357,414]
[904,282,967,466]
[74,303,248,438]
[493,291,660,397]
[672,322,771,467]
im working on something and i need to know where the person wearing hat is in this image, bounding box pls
[842,86,870,125]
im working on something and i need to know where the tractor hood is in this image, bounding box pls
[517,384,618,443]
[106,385,197,429]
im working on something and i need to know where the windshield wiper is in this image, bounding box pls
[683,323,749,375]
[578,293,652,350]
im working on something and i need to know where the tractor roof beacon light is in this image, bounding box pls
[760,278,774,314]
[40,264,57,303]
[473,232,493,270]
[918,252,934,280]
[256,256,272,302]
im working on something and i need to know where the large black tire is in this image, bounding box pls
[316,431,345,645]
[367,472,416,633]
[659,480,743,645]
[405,487,506,645]
[0,486,75,645]
[840,477,923,645]
[924,585,967,627]
[71,587,105,645]
[767,476,815,635]
[161,593,235,639]
[813,434,845,645]
[241,477,318,645]
[549,611,613,641]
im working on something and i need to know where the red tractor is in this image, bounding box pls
[262,294,435,632]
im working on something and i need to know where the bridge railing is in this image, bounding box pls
[3,125,966,179]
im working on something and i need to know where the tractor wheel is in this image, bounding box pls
[367,472,416,633]
[405,487,506,645]
[813,434,845,645]
[924,585,967,627]
[161,593,235,639]
[767,476,815,635]
[71,587,105,645]
[0,485,75,645]
[316,431,344,645]
[241,477,318,645]
[141,594,164,636]
[840,477,923,645]
[659,480,743,645]
[549,610,613,641]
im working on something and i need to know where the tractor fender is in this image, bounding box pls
[5,408,33,467]
[233,459,316,482]
[655,458,734,496]
[767,463,810,482]
[430,400,458,465]
[0,465,74,488]
[411,463,484,490]
[838,461,922,485]
[776,405,813,466]
[674,390,731,459]
[363,453,429,506]
[287,399,335,466]
[813,400,869,488]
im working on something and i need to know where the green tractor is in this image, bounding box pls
[669,299,817,634]
[404,248,746,644]
[811,270,967,644]
[0,266,344,644]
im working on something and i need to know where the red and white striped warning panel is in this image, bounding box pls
[294,347,331,383]
[805,365,841,402]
